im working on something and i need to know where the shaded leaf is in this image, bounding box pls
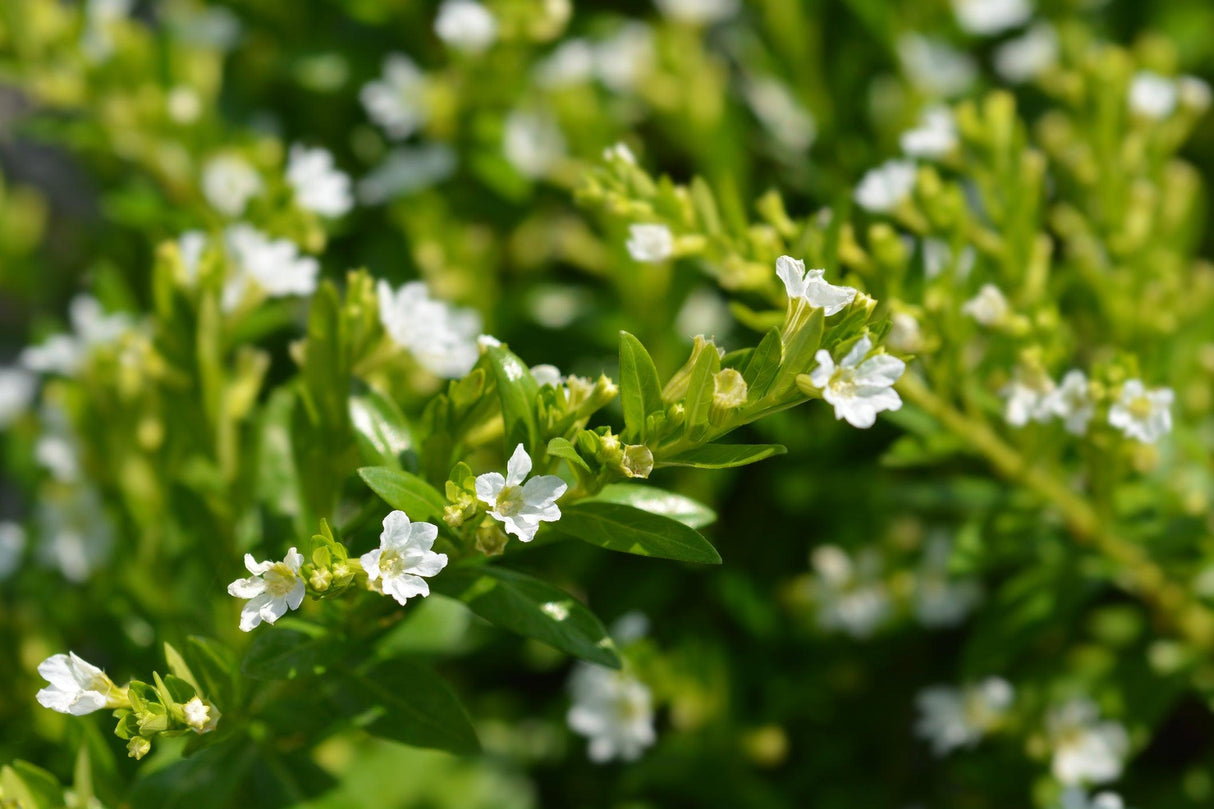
[593,483,716,529]
[659,444,786,469]
[358,467,447,525]
[559,502,721,564]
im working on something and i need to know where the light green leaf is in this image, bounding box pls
[682,341,721,432]
[618,331,664,441]
[547,437,592,474]
[432,565,620,668]
[485,345,539,454]
[559,502,721,564]
[0,761,65,809]
[743,328,783,401]
[358,466,448,525]
[593,483,716,529]
[659,444,787,469]
[350,388,412,468]
[771,306,824,396]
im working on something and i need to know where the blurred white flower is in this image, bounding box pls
[166,85,203,125]
[476,444,567,543]
[1002,375,1056,428]
[536,39,596,88]
[809,336,905,429]
[676,287,732,340]
[961,283,1010,325]
[897,35,977,98]
[361,511,448,606]
[915,678,1014,755]
[287,145,353,217]
[1178,76,1212,112]
[223,225,320,311]
[626,224,675,263]
[227,547,307,631]
[183,696,215,732]
[653,0,738,25]
[1047,699,1129,785]
[1129,71,1179,120]
[36,484,114,582]
[567,663,656,763]
[361,54,428,140]
[603,142,638,165]
[594,23,655,92]
[952,0,1031,36]
[81,0,132,62]
[809,545,892,637]
[36,652,123,716]
[377,280,482,378]
[434,0,497,54]
[776,256,858,315]
[922,238,975,280]
[886,312,923,354]
[1108,379,1173,443]
[745,77,817,152]
[504,110,566,179]
[530,364,565,388]
[357,145,458,205]
[914,534,982,628]
[0,366,36,427]
[202,155,262,217]
[20,296,133,377]
[1056,787,1126,809]
[0,522,26,580]
[1043,370,1095,435]
[994,23,1059,84]
[855,159,917,213]
[177,230,208,282]
[900,107,957,159]
[34,405,81,483]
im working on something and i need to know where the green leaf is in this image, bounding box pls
[547,437,592,474]
[559,502,721,564]
[358,466,448,525]
[349,388,412,468]
[129,740,252,809]
[618,331,663,441]
[301,281,349,438]
[659,444,787,469]
[690,177,723,235]
[743,328,783,400]
[771,306,824,396]
[241,627,349,680]
[593,483,716,529]
[163,641,201,693]
[1,761,65,809]
[682,341,721,432]
[337,659,480,755]
[432,566,620,668]
[485,345,539,453]
[183,636,238,706]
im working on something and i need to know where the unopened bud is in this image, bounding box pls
[476,521,509,557]
[619,445,654,479]
[127,737,151,760]
[309,567,332,592]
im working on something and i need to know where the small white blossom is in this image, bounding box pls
[35,406,81,482]
[653,0,738,25]
[887,312,924,354]
[1129,71,1179,120]
[361,54,428,140]
[952,0,1031,36]
[503,109,566,179]
[0,366,36,427]
[745,77,817,153]
[476,444,567,543]
[897,35,977,98]
[1044,370,1095,435]
[1047,699,1130,786]
[223,225,320,311]
[923,238,975,280]
[286,145,352,218]
[1179,76,1212,112]
[183,696,213,732]
[227,547,307,631]
[36,652,123,716]
[567,663,656,763]
[361,511,448,606]
[1108,379,1173,443]
[434,0,497,54]
[776,256,858,315]
[202,154,262,217]
[809,336,906,429]
[536,39,596,88]
[357,145,458,205]
[854,159,917,213]
[1056,787,1126,809]
[594,23,655,92]
[1002,375,1056,428]
[994,23,1059,84]
[166,85,202,124]
[915,678,1014,755]
[177,230,208,282]
[900,107,957,159]
[0,522,26,580]
[378,280,482,378]
[602,142,637,165]
[530,364,565,388]
[20,296,132,376]
[626,224,675,263]
[961,283,1010,325]
[915,534,982,628]
[81,0,132,62]
[809,545,891,638]
[36,484,114,582]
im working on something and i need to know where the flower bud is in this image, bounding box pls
[127,737,151,760]
[309,567,333,592]
[618,444,654,479]
[476,520,509,557]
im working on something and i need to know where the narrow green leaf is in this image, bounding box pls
[560,502,721,564]
[1,761,65,809]
[682,342,720,431]
[771,307,824,395]
[547,437,592,474]
[690,177,722,235]
[743,328,784,400]
[241,628,349,680]
[618,331,663,441]
[433,565,620,668]
[485,345,539,453]
[593,483,716,529]
[184,636,238,706]
[163,641,201,693]
[349,388,413,468]
[358,466,447,524]
[659,444,787,469]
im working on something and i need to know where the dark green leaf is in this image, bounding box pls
[618,331,663,441]
[129,740,252,809]
[184,636,238,706]
[659,444,787,469]
[559,502,721,564]
[358,466,447,525]
[593,483,716,528]
[241,628,349,680]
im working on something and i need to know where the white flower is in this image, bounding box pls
[1044,370,1095,435]
[602,142,637,165]
[476,444,567,543]
[202,155,262,217]
[166,85,202,124]
[745,77,817,152]
[434,0,497,54]
[1002,377,1056,427]
[952,0,1031,36]
[286,145,352,218]
[1179,76,1212,112]
[183,696,213,731]
[36,484,113,582]
[1047,699,1129,785]
[809,336,905,429]
[923,238,975,280]
[377,280,482,378]
[626,224,674,263]
[594,23,655,92]
[994,23,1059,84]
[915,678,1014,756]
[503,109,566,179]
[357,145,458,205]
[227,547,307,631]
[530,364,564,388]
[676,287,732,340]
[809,545,891,638]
[653,0,738,25]
[887,312,924,354]
[0,366,36,427]
[854,159,917,213]
[567,663,656,763]
[1108,379,1173,443]
[361,511,448,606]
[360,54,428,140]
[35,405,81,482]
[536,39,596,88]
[1056,787,1126,809]
[776,256,858,315]
[36,652,123,716]
[222,224,320,311]
[1129,71,1179,120]
[897,35,977,98]
[81,0,132,61]
[915,534,982,628]
[0,522,26,580]
[900,107,957,159]
[961,283,1010,325]
[20,296,132,376]
[177,230,208,282]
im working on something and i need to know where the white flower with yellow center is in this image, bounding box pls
[915,677,1014,755]
[1044,370,1095,435]
[776,256,857,315]
[809,336,905,429]
[1108,379,1172,444]
[962,283,1010,326]
[434,0,497,54]
[183,696,216,732]
[227,547,307,631]
[476,444,567,543]
[286,145,353,218]
[854,159,917,213]
[361,54,428,140]
[360,511,448,606]
[202,154,262,217]
[1047,699,1129,785]
[36,652,125,716]
[567,663,656,763]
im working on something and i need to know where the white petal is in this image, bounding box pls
[244,553,273,575]
[505,444,532,486]
[286,580,306,610]
[283,547,304,572]
[239,594,272,631]
[855,354,905,387]
[407,550,448,578]
[384,573,431,604]
[404,521,439,552]
[475,472,505,504]
[36,686,76,713]
[841,336,873,369]
[381,510,413,547]
[808,350,835,388]
[227,575,267,599]
[259,596,290,625]
[360,548,383,580]
[522,475,567,507]
[775,256,806,299]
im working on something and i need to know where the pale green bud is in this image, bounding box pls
[127,737,151,760]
